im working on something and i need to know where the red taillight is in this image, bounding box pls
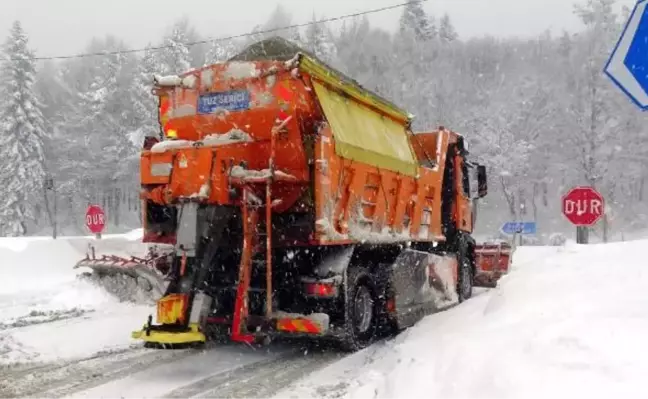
[304,282,336,297]
[386,298,396,313]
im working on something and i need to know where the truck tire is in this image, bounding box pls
[457,241,473,303]
[340,267,378,352]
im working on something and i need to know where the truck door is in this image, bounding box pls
[455,154,473,233]
[441,145,456,239]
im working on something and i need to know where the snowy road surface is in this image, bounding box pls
[2,231,648,398]
[276,239,648,398]
[1,342,342,398]
[0,231,343,398]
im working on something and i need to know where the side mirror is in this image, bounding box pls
[477,165,488,198]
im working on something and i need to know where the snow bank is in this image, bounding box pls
[0,230,154,365]
[277,240,648,398]
[0,229,147,296]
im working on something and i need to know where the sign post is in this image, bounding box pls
[561,187,605,244]
[85,204,106,239]
[604,0,648,110]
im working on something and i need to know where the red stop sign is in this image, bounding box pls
[86,205,106,234]
[562,186,605,226]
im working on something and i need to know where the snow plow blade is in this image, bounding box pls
[74,247,169,299]
[473,242,513,288]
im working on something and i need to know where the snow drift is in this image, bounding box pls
[0,230,155,365]
[277,240,648,398]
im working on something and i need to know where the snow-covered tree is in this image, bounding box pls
[438,14,458,42]
[205,39,239,64]
[335,16,373,77]
[303,14,337,63]
[80,48,136,179]
[248,4,300,44]
[558,30,573,58]
[159,18,192,74]
[399,1,436,41]
[50,36,140,230]
[560,0,626,240]
[128,45,159,143]
[0,21,49,236]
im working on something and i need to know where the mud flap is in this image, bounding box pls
[390,249,459,330]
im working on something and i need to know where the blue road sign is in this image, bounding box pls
[501,222,537,235]
[604,0,648,110]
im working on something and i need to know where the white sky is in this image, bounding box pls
[0,0,638,58]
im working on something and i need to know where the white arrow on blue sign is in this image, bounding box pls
[501,222,537,236]
[604,0,648,110]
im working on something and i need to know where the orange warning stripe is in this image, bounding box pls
[276,318,321,334]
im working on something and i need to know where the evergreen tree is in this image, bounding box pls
[0,21,49,236]
[58,38,137,219]
[303,14,337,62]
[399,1,435,41]
[438,13,458,42]
[558,30,573,58]
[159,19,192,74]
[128,45,159,143]
[80,49,135,179]
[205,39,238,65]
[254,5,301,43]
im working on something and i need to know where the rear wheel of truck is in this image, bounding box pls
[340,267,378,352]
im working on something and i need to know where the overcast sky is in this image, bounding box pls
[0,0,638,58]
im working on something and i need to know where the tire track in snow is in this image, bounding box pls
[0,308,93,331]
[163,345,343,399]
[168,294,490,399]
[0,346,194,398]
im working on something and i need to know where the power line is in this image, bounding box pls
[20,0,427,61]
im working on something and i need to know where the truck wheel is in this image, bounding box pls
[340,267,378,352]
[457,244,473,302]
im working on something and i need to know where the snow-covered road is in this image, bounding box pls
[2,231,647,398]
[276,239,648,398]
[2,341,342,398]
[0,231,343,398]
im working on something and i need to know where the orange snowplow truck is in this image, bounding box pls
[77,37,511,351]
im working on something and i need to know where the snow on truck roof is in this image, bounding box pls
[152,37,422,177]
[153,37,414,126]
[164,36,414,126]
[230,37,414,122]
